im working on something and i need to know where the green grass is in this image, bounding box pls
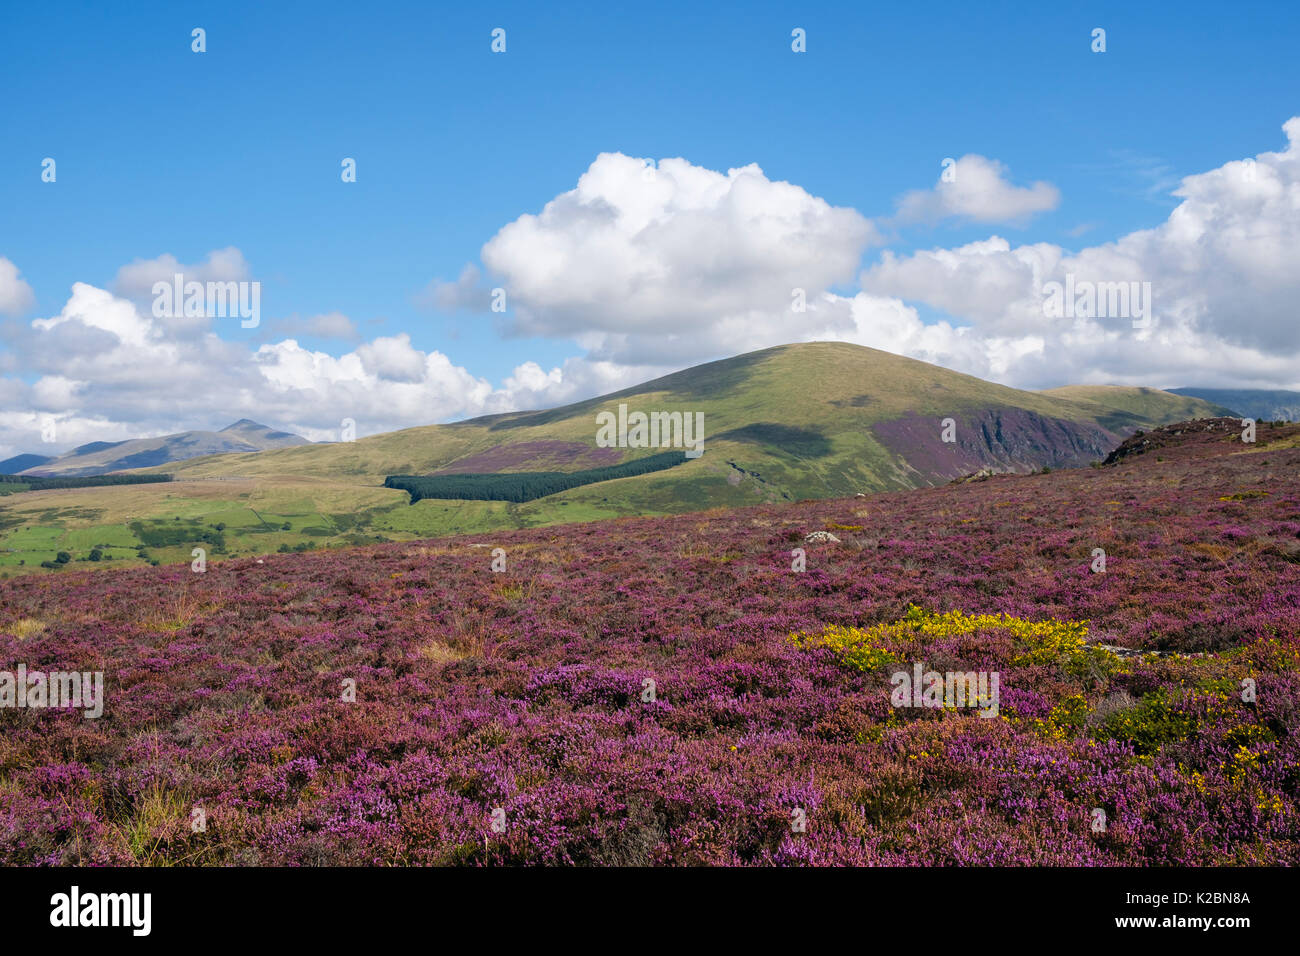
[58,524,139,549]
[375,498,515,536]
[0,525,69,569]
[1039,385,1233,433]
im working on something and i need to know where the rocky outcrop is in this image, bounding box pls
[873,407,1120,485]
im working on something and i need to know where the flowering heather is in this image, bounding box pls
[0,423,1297,865]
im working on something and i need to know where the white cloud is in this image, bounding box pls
[263,311,358,341]
[419,264,489,311]
[862,237,1063,333]
[455,151,879,364]
[113,247,250,299]
[32,281,161,350]
[428,151,1057,371]
[110,247,254,339]
[0,258,36,316]
[493,355,666,412]
[6,121,1300,459]
[855,117,1300,389]
[894,154,1060,225]
[354,334,434,383]
[0,280,641,456]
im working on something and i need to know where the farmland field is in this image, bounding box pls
[0,474,690,574]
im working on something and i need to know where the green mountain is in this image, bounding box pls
[0,453,52,474]
[0,342,1234,572]
[1037,385,1238,432]
[158,342,1227,503]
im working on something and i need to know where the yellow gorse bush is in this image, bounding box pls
[1029,693,1093,740]
[789,623,899,671]
[790,606,1095,672]
[893,607,1090,666]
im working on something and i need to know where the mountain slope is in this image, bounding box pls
[1037,385,1234,432]
[3,411,1297,863]
[21,420,310,477]
[0,453,52,474]
[217,419,314,450]
[154,342,1203,506]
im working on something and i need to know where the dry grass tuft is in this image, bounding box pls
[418,640,474,665]
[8,617,47,641]
[109,782,191,866]
[138,592,218,632]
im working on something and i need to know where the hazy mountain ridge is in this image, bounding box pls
[1167,387,1300,423]
[17,420,310,477]
[0,453,53,474]
[1037,385,1238,432]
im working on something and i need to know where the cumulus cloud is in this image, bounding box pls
[263,311,359,341]
[0,258,36,315]
[6,121,1300,459]
[859,118,1300,388]
[494,354,669,412]
[894,154,1060,225]
[0,282,608,457]
[863,237,1063,333]
[107,247,255,339]
[113,247,250,300]
[427,151,1059,370]
[419,264,491,311]
[445,151,879,364]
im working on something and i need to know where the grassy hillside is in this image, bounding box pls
[0,342,1245,574]
[147,342,1158,488]
[1039,385,1234,431]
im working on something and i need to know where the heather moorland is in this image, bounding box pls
[1,418,1296,865]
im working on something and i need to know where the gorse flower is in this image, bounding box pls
[790,606,1096,671]
[789,623,899,671]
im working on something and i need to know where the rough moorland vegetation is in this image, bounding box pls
[0,421,1296,865]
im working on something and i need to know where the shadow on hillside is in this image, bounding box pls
[712,423,832,458]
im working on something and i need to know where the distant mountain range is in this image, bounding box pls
[6,420,309,477]
[1167,387,1300,423]
[0,453,54,474]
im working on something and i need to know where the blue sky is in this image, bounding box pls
[1,0,1298,451]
